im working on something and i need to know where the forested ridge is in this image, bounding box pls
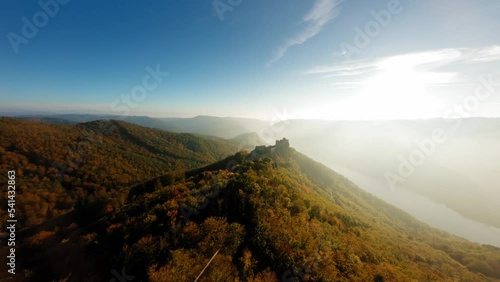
[0,118,242,229]
[2,132,499,281]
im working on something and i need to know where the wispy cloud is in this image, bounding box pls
[304,60,376,76]
[461,45,500,63]
[305,45,500,77]
[302,45,500,94]
[266,0,342,67]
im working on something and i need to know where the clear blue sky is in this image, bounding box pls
[1,0,499,120]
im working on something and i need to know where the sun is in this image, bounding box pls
[334,67,444,120]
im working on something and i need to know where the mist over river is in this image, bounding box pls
[329,163,500,248]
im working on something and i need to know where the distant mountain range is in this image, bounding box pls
[14,114,269,139]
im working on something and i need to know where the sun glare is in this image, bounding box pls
[329,67,444,120]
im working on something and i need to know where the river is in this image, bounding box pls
[328,163,500,248]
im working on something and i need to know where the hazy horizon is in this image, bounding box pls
[3,111,500,122]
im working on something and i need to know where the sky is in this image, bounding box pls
[1,0,500,120]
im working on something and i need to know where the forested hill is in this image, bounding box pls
[0,117,246,229]
[9,138,500,281]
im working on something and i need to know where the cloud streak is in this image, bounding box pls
[305,45,500,77]
[302,45,500,94]
[267,0,342,67]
